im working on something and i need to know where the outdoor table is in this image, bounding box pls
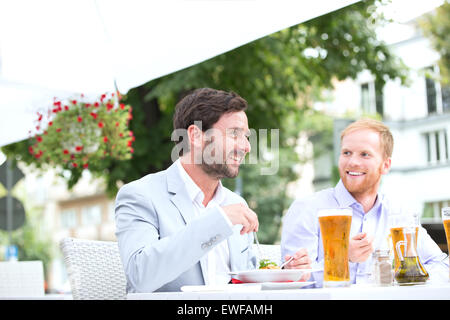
[127,282,450,300]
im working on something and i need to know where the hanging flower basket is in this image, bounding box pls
[28,92,134,172]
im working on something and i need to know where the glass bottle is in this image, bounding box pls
[394,226,429,285]
[372,249,393,286]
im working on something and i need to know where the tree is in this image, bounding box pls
[2,0,408,243]
[419,1,450,84]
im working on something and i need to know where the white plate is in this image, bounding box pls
[229,268,321,283]
[180,282,315,292]
[181,284,261,292]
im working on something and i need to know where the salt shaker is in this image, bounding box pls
[372,249,393,286]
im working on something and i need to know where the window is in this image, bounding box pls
[425,65,450,115]
[423,200,450,222]
[360,82,383,117]
[425,129,449,164]
[81,205,102,226]
[60,209,77,229]
[426,76,437,114]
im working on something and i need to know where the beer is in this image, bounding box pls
[318,208,352,287]
[442,207,450,281]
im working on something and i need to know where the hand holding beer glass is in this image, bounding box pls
[442,207,450,281]
[318,208,352,287]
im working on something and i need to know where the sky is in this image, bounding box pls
[383,0,444,23]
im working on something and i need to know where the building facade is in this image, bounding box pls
[306,14,450,251]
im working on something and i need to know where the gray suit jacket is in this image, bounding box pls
[115,162,257,292]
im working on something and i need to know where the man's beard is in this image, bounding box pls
[201,161,238,179]
[200,140,244,179]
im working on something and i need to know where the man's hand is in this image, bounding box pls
[221,203,259,235]
[349,232,374,263]
[282,248,312,281]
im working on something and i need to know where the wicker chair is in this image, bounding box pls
[60,237,127,300]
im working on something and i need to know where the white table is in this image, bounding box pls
[0,294,73,300]
[127,282,450,300]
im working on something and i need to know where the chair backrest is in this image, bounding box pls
[60,237,127,300]
[252,244,282,265]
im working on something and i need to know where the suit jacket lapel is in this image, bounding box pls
[166,161,208,283]
[166,162,196,225]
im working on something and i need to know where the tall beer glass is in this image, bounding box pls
[318,208,352,287]
[442,207,450,281]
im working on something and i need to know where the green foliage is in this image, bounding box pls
[2,93,134,193]
[0,205,53,285]
[419,1,450,84]
[2,0,409,243]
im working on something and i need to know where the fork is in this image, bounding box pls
[253,232,264,258]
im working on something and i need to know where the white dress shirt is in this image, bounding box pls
[176,159,233,285]
[281,180,449,287]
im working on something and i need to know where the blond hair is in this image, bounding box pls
[340,118,394,159]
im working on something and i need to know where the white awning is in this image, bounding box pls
[0,0,358,147]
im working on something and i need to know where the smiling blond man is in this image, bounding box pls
[281,118,448,287]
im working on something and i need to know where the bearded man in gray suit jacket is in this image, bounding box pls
[115,88,311,293]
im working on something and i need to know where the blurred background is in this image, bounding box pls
[0,0,448,294]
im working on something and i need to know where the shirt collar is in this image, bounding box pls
[334,179,358,208]
[334,179,384,214]
[175,159,225,205]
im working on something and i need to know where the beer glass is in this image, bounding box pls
[388,213,419,272]
[318,208,352,287]
[442,207,450,281]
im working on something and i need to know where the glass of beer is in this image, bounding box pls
[388,214,419,272]
[318,208,352,287]
[442,207,450,281]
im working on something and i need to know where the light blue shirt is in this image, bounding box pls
[281,180,449,287]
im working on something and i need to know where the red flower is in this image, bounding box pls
[127,140,133,147]
[48,121,53,126]
[72,100,77,105]
[129,131,134,136]
[63,149,69,154]
[75,146,83,152]
[120,103,125,110]
[36,136,43,142]
[28,146,34,154]
[119,133,123,137]
[72,163,78,168]
[106,103,114,111]
[77,116,83,122]
[98,122,104,128]
[115,122,119,127]
[83,163,89,169]
[64,105,69,111]
[94,102,100,108]
[129,147,134,153]
[90,112,98,119]
[37,114,43,121]
[85,103,91,108]
[103,136,108,143]
[100,94,106,101]
[56,128,62,132]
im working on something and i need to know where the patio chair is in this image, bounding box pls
[60,237,127,300]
